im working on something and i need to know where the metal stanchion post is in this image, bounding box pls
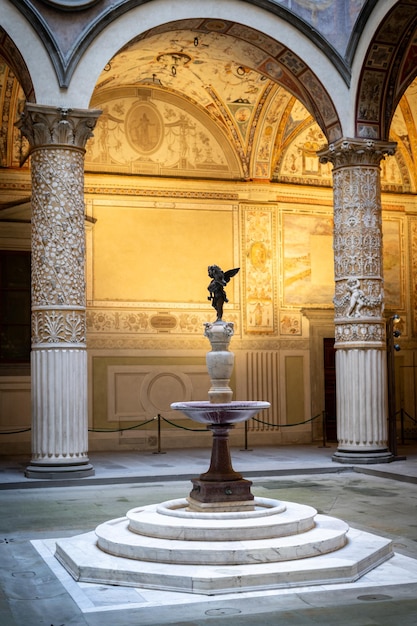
[152,414,166,455]
[240,420,253,451]
[319,410,330,448]
[400,408,405,445]
[387,314,406,460]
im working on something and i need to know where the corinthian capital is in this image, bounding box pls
[318,137,396,168]
[16,103,101,150]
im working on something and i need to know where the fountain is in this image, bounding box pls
[54,265,394,595]
[172,316,270,512]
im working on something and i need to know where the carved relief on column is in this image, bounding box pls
[30,146,87,347]
[319,138,396,462]
[16,105,100,477]
[17,105,101,349]
[319,138,396,348]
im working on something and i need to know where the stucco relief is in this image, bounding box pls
[86,90,240,178]
[126,102,164,154]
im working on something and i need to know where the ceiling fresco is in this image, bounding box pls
[1,2,417,221]
[271,0,367,55]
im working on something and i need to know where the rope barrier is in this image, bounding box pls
[88,416,156,433]
[160,415,208,432]
[3,409,415,454]
[0,427,31,435]
[251,412,321,428]
[0,411,322,435]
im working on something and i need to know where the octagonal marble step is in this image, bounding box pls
[55,526,393,595]
[94,498,349,565]
[126,497,313,541]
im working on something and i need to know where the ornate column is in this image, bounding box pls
[17,104,101,478]
[319,138,396,463]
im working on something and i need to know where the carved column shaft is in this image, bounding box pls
[319,138,396,463]
[17,104,101,478]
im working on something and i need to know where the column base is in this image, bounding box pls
[332,448,394,464]
[25,460,95,479]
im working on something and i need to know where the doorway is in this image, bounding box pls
[323,338,337,442]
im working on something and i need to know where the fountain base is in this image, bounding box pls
[55,496,394,595]
[188,480,255,512]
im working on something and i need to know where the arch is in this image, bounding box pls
[0,26,34,101]
[4,1,347,141]
[355,1,417,139]
[11,0,351,88]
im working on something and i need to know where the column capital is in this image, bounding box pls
[318,137,396,168]
[16,103,101,150]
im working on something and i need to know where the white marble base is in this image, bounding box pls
[55,497,393,595]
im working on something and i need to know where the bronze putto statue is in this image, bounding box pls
[207,265,240,321]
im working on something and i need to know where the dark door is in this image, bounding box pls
[323,338,337,442]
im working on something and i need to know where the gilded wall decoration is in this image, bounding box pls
[243,207,275,333]
[282,212,334,306]
[382,218,403,308]
[90,202,238,304]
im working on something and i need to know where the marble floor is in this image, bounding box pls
[1,443,417,625]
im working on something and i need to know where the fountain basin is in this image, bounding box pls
[171,401,270,424]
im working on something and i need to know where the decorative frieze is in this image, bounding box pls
[86,309,239,335]
[32,308,86,346]
[334,321,385,346]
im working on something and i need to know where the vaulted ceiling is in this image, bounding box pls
[2,1,417,223]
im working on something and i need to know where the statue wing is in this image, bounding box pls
[223,267,240,283]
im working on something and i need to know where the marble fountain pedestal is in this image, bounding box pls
[54,321,394,594]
